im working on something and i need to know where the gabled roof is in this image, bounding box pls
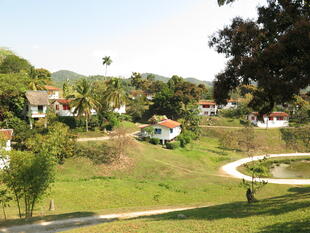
[55,99,72,105]
[158,119,181,129]
[44,85,60,91]
[198,100,216,105]
[26,91,49,105]
[0,129,13,140]
[251,112,289,117]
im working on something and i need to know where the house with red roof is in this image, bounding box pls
[139,119,182,144]
[0,129,13,151]
[52,99,75,117]
[44,85,60,99]
[248,112,289,128]
[198,100,218,116]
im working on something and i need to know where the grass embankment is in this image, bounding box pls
[201,116,244,127]
[1,128,309,233]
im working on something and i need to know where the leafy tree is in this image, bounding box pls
[67,79,99,131]
[0,48,14,64]
[0,73,29,119]
[102,56,112,77]
[2,150,55,218]
[210,0,310,116]
[26,122,76,163]
[0,55,32,74]
[104,78,127,110]
[0,186,12,220]
[130,72,145,90]
[127,95,147,121]
[34,68,51,80]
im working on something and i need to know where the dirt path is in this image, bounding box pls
[221,153,310,185]
[77,131,140,142]
[0,205,208,233]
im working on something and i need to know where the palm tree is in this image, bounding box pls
[102,56,112,77]
[67,79,99,131]
[104,78,127,110]
[28,78,46,90]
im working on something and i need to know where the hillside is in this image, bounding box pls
[52,70,86,84]
[141,73,212,86]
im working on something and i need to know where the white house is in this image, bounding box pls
[44,85,60,99]
[220,99,238,109]
[25,91,49,128]
[140,119,182,144]
[248,112,289,128]
[52,99,98,117]
[0,129,13,151]
[198,100,218,116]
[0,129,13,169]
[114,105,126,114]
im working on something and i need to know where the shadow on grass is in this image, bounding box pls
[132,187,310,231]
[0,211,96,228]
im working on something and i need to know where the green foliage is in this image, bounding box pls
[2,150,55,218]
[0,73,29,119]
[127,95,147,121]
[166,141,179,150]
[150,138,160,145]
[280,127,310,151]
[210,0,310,115]
[0,55,32,74]
[25,122,76,164]
[105,112,120,131]
[177,132,192,148]
[102,56,112,77]
[104,78,127,110]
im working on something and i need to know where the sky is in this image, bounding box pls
[0,0,266,81]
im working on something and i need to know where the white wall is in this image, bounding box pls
[198,105,218,116]
[114,105,126,114]
[222,102,238,109]
[141,125,181,142]
[28,104,47,118]
[47,91,60,100]
[248,114,289,128]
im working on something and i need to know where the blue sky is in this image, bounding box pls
[0,0,266,81]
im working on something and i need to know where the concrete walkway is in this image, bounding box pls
[0,205,208,233]
[221,153,310,185]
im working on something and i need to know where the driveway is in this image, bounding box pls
[221,153,310,185]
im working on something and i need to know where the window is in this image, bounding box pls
[154,128,162,134]
[38,105,43,113]
[63,105,70,110]
[170,128,173,133]
[269,117,274,121]
[203,105,210,108]
[56,105,59,110]
[277,116,284,121]
[251,116,255,120]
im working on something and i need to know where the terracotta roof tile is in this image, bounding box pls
[0,129,13,140]
[158,119,181,129]
[56,99,72,105]
[198,100,216,105]
[251,112,289,117]
[44,85,60,91]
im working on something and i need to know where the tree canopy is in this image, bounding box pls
[210,0,310,116]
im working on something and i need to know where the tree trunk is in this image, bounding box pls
[246,188,256,203]
[2,202,6,220]
[85,118,88,132]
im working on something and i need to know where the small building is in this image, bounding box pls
[25,91,49,128]
[114,105,126,114]
[220,99,238,109]
[140,119,182,144]
[0,129,13,151]
[52,99,75,117]
[198,100,218,116]
[44,85,60,99]
[248,112,289,128]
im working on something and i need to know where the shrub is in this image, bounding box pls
[166,141,179,150]
[177,131,192,148]
[150,138,160,145]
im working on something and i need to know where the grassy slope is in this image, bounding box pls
[1,129,309,232]
[201,116,243,127]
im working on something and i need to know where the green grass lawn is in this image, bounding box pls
[201,116,244,127]
[1,128,309,233]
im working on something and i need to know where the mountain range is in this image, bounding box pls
[51,70,213,87]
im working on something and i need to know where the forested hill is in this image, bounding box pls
[52,70,213,87]
[51,70,86,83]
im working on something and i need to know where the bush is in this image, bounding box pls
[177,131,193,148]
[166,141,179,150]
[150,138,160,145]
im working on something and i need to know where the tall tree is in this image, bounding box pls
[0,55,32,74]
[210,0,310,117]
[104,78,127,110]
[102,56,112,77]
[67,79,99,131]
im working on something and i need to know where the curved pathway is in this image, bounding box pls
[221,153,310,185]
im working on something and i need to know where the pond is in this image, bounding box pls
[270,160,310,179]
